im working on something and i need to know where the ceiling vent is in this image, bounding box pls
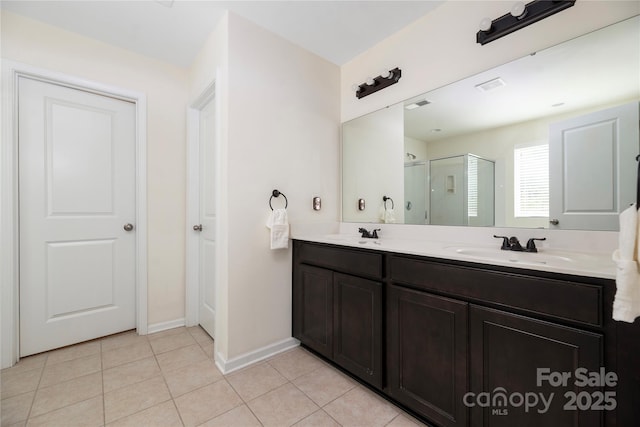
[475,77,506,92]
[405,99,431,110]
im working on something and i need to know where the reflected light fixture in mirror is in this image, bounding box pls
[477,0,576,45]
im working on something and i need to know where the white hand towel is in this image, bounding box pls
[266,208,289,249]
[379,206,396,224]
[612,203,640,322]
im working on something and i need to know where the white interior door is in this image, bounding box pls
[19,77,137,356]
[196,97,217,339]
[549,102,639,230]
[404,162,427,225]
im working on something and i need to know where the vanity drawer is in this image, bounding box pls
[294,241,383,279]
[389,255,602,327]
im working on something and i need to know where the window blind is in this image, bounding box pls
[514,144,549,217]
[467,156,478,217]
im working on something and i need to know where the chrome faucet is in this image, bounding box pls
[494,235,546,252]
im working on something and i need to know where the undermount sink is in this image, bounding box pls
[445,246,576,267]
[323,234,383,246]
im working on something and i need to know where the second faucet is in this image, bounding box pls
[493,235,546,252]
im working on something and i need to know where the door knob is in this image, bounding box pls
[193,224,203,231]
[123,223,134,231]
[549,219,559,225]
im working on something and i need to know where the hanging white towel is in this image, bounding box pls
[612,203,640,322]
[266,208,289,249]
[383,208,396,224]
[379,206,396,224]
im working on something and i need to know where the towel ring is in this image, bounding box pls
[269,189,288,210]
[383,196,394,210]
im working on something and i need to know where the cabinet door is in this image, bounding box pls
[333,273,383,389]
[387,285,469,427]
[470,305,603,427]
[293,264,333,358]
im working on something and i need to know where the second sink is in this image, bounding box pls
[445,246,574,267]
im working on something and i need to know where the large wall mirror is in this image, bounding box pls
[342,16,640,231]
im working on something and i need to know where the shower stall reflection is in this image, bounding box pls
[428,154,495,226]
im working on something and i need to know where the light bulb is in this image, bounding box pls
[510,1,527,18]
[365,76,375,86]
[351,84,360,92]
[380,69,392,79]
[479,17,492,32]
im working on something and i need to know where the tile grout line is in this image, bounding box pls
[286,370,348,427]
[152,334,187,427]
[223,373,266,426]
[171,327,229,426]
[101,339,106,427]
[261,353,341,426]
[104,335,180,426]
[23,352,48,424]
[384,413,401,426]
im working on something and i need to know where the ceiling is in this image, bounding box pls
[0,0,444,67]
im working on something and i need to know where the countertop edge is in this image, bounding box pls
[293,235,617,280]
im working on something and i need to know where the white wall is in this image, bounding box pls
[404,136,428,162]
[341,1,640,122]
[1,11,189,326]
[222,13,340,360]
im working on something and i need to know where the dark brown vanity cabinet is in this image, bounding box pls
[293,264,333,359]
[292,241,383,388]
[333,272,382,388]
[387,284,469,427]
[292,240,635,427]
[470,305,603,427]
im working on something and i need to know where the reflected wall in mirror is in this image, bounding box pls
[342,16,640,231]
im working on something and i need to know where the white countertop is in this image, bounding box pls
[294,233,617,280]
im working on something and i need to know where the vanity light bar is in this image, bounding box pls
[477,0,576,45]
[355,68,402,99]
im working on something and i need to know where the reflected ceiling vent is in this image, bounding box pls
[405,99,431,110]
[475,77,506,92]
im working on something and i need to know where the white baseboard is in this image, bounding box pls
[215,337,300,374]
[147,318,186,335]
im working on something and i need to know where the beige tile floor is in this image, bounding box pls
[1,327,426,427]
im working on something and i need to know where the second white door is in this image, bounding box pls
[549,102,639,230]
[19,77,137,356]
[196,96,217,339]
